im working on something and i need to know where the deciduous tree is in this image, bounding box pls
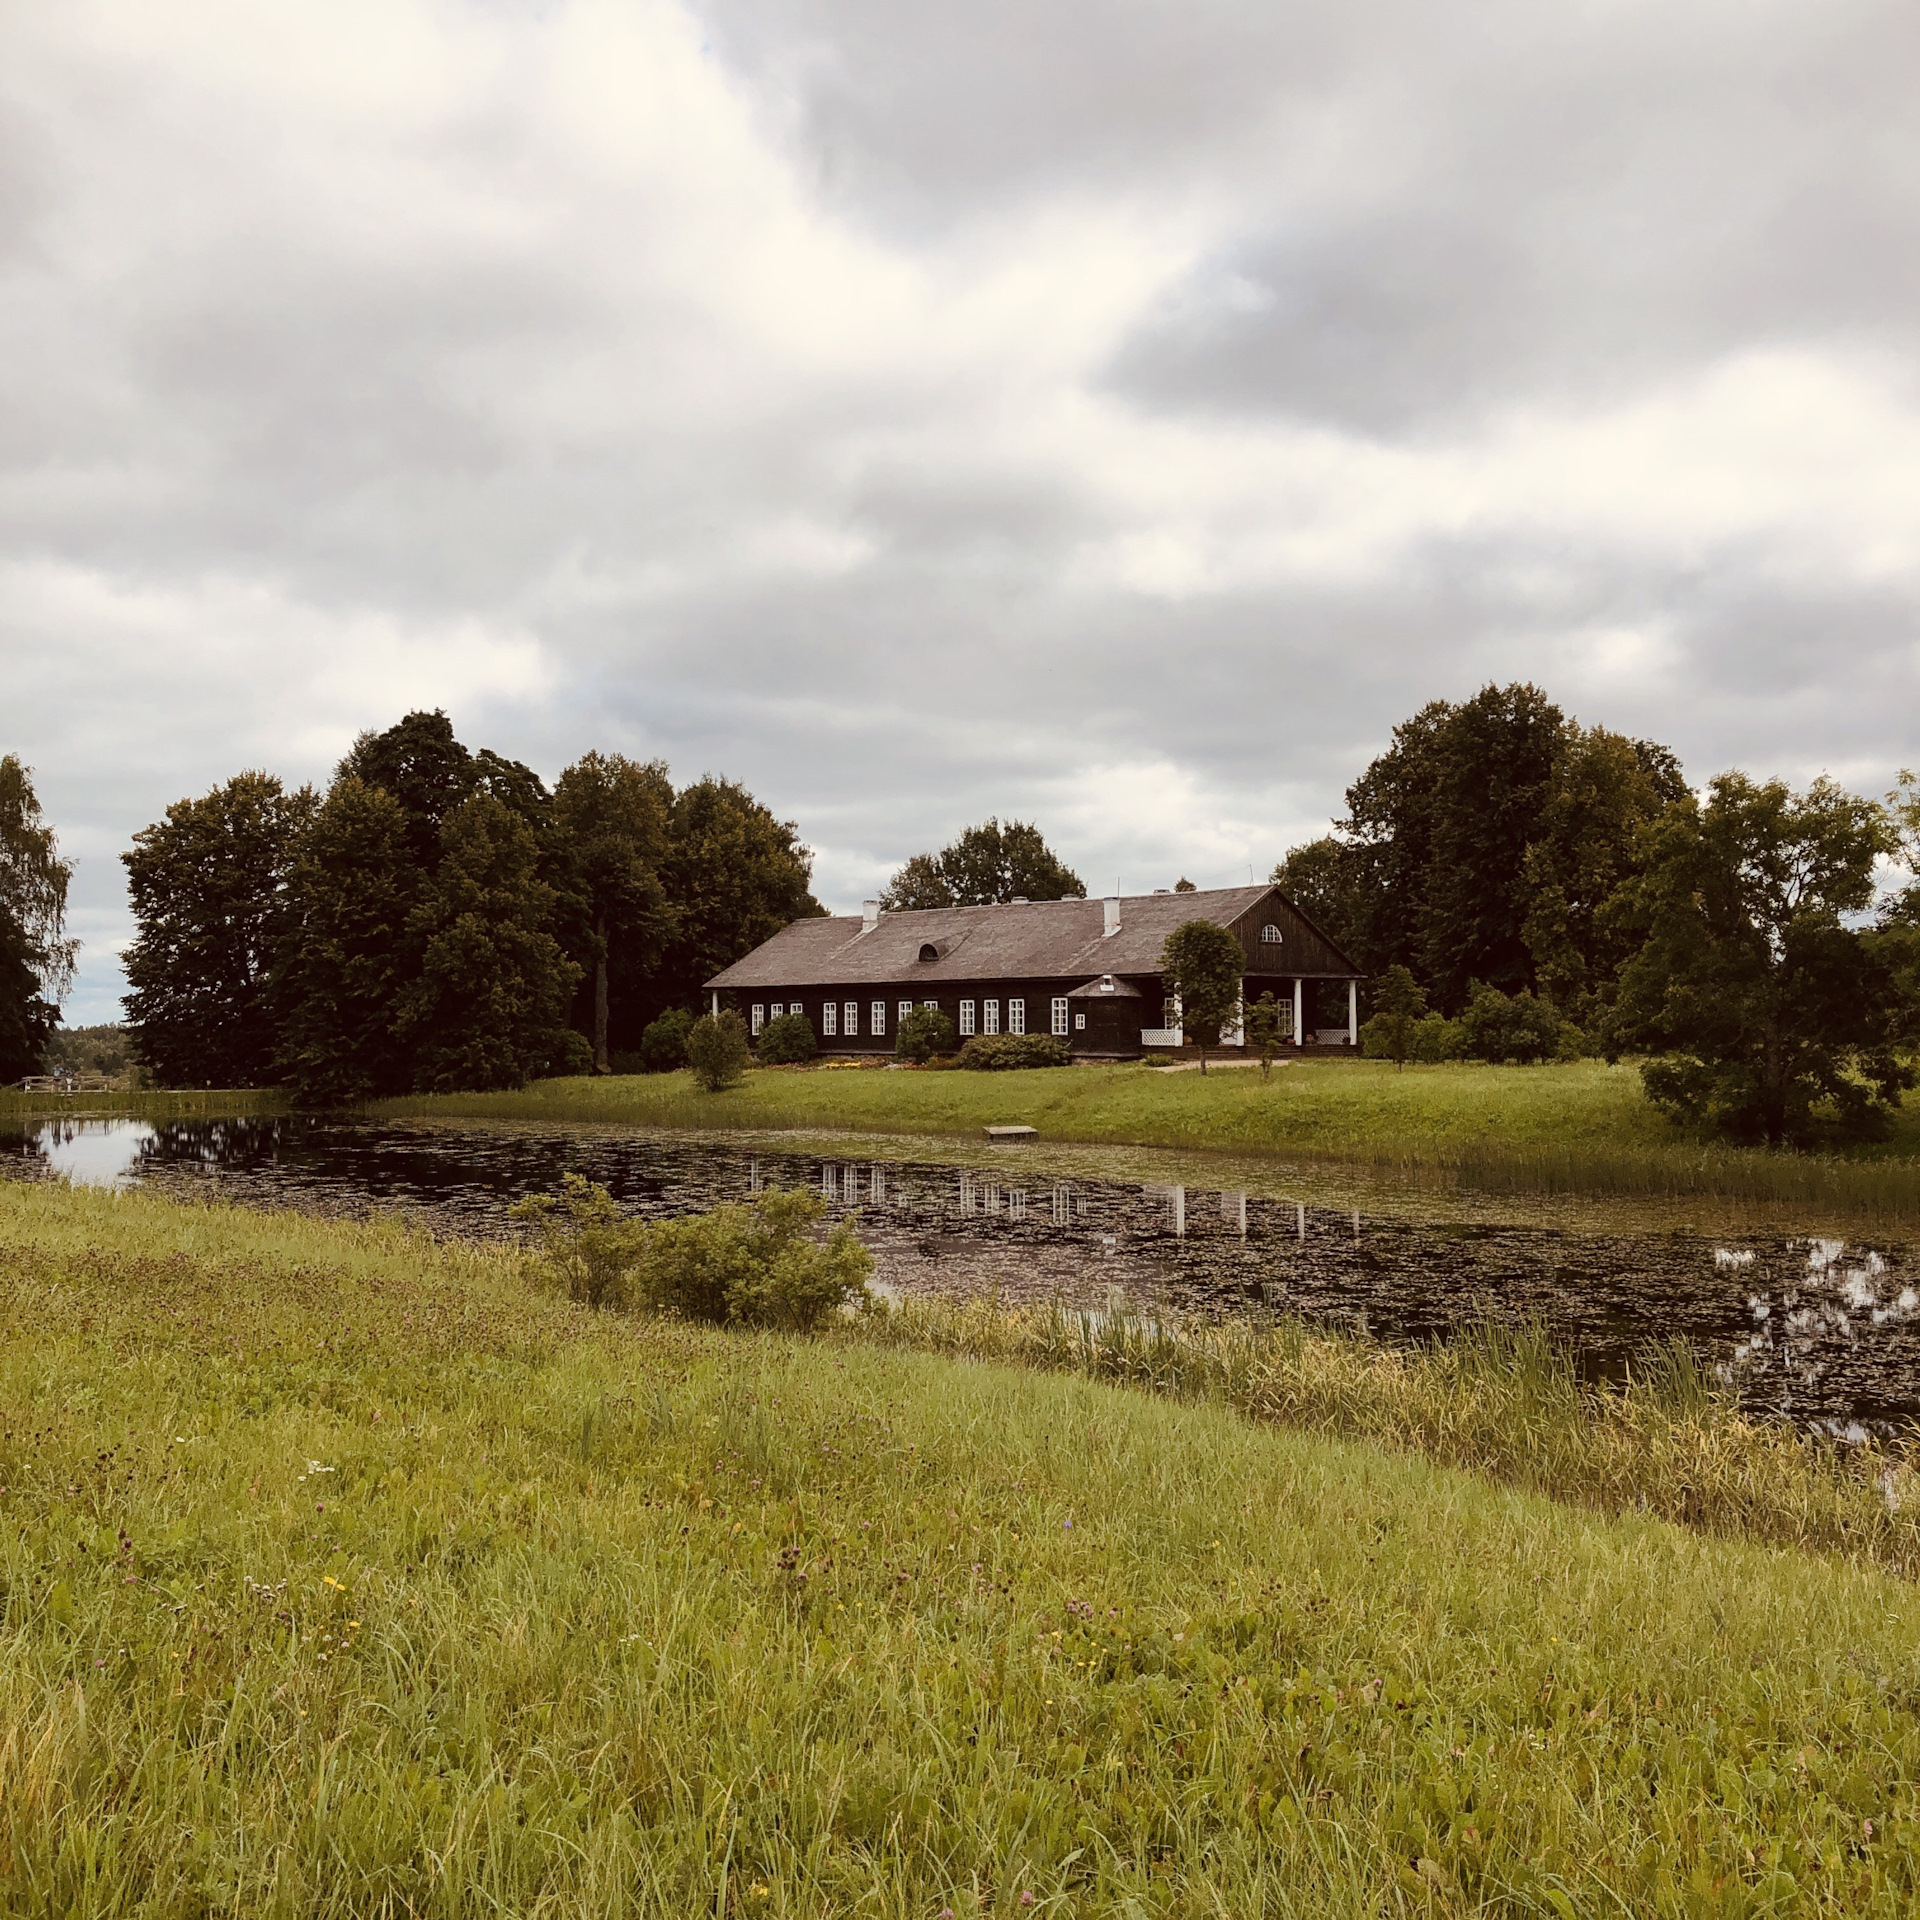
[1159,919,1243,1075]
[122,771,312,1087]
[0,758,74,1080]
[1607,773,1908,1145]
[879,818,1083,910]
[1369,965,1427,1070]
[553,752,672,1073]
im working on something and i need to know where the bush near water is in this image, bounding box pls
[12,1176,1920,1913]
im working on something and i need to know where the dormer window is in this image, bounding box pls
[1260,924,1283,945]
[918,942,939,962]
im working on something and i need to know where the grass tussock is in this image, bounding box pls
[11,1179,1920,1914]
[376,1058,1920,1224]
[862,1295,1920,1575]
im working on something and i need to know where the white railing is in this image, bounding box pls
[1140,1028,1182,1047]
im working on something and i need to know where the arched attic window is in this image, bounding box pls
[918,942,940,962]
[1260,924,1283,945]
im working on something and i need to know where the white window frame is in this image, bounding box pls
[871,1001,886,1037]
[898,1000,913,1030]
[959,999,976,1036]
[822,1001,837,1037]
[1260,923,1283,945]
[770,1003,783,1020]
[1008,998,1025,1035]
[1051,997,1069,1036]
[922,999,939,1011]
[752,1004,765,1035]
[1074,1012,1086,1030]
[843,1000,858,1036]
[983,999,1001,1035]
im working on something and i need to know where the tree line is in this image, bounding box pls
[120,711,821,1100]
[1279,682,1920,1145]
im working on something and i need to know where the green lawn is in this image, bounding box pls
[7,1179,1920,1914]
[378,1058,1920,1221]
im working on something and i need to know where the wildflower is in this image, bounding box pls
[1020,1895,1035,1908]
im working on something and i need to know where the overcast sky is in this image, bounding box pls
[5,0,1919,1020]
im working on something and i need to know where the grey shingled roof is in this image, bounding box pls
[705,886,1345,991]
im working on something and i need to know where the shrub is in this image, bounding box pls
[895,1005,956,1063]
[536,1028,595,1079]
[1458,981,1562,1065]
[957,1031,1071,1070]
[1409,1012,1464,1062]
[1243,991,1287,1078]
[509,1173,642,1309]
[636,1007,694,1073]
[756,1011,817,1065]
[687,1009,750,1091]
[633,1188,872,1330]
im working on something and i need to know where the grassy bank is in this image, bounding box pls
[9,1183,1920,1913]
[376,1058,1920,1222]
[0,1088,286,1122]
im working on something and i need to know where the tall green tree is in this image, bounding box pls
[878,818,1084,910]
[1522,727,1687,1019]
[1370,965,1428,1070]
[658,778,822,1011]
[122,772,313,1087]
[553,752,672,1073]
[335,710,475,866]
[1159,918,1243,1075]
[273,777,421,1105]
[1607,773,1909,1146]
[395,795,582,1093]
[0,757,76,1080]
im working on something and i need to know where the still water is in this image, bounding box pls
[8,1113,1920,1431]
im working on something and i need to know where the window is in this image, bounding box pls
[1051,997,1069,1036]
[959,999,976,1036]
[822,1002,837,1036]
[922,999,939,1011]
[843,1001,858,1036]
[918,942,939,962]
[770,1002,784,1019]
[984,999,1001,1035]
[1008,998,1025,1035]
[752,1005,765,1035]
[898,1000,913,1030]
[1074,1012,1086,1030]
[1260,924,1283,945]
[871,1001,886,1036]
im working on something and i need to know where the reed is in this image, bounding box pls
[0,1087,286,1121]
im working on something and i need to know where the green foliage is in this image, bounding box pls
[552,751,671,1071]
[635,1005,694,1072]
[274,777,421,1104]
[894,1003,956,1062]
[1456,980,1563,1065]
[1243,990,1287,1077]
[0,756,75,1081]
[657,778,823,1017]
[1158,917,1244,1070]
[686,1008,750,1090]
[119,771,313,1088]
[755,1010,817,1064]
[1609,772,1910,1146]
[392,794,581,1095]
[956,1031,1071,1069]
[42,1022,132,1077]
[510,1171,642,1308]
[1270,835,1363,955]
[1367,964,1427,1068]
[633,1187,873,1330]
[334,708,481,866]
[878,816,1084,910]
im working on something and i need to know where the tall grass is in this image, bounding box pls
[377,1060,1920,1223]
[860,1296,1920,1574]
[9,1180,1920,1913]
[0,1088,286,1121]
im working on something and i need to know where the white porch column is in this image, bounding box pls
[1348,980,1358,1048]
[1293,976,1304,1046]
[710,991,720,1018]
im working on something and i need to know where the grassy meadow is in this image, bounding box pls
[377,1058,1920,1222]
[11,1178,1920,1914]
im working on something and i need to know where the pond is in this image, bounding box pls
[8,1112,1920,1432]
